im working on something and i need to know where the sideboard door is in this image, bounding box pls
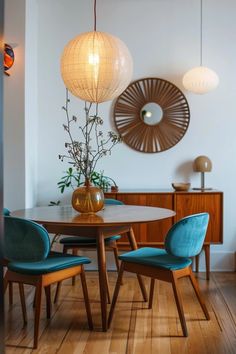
[116,193,174,248]
[146,193,174,245]
[174,192,223,243]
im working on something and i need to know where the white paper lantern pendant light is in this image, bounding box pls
[61,0,133,103]
[182,0,219,94]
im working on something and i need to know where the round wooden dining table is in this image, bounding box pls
[12,204,175,331]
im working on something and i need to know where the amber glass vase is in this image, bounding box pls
[71,178,104,213]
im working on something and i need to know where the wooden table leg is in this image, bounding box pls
[96,230,107,331]
[204,244,210,280]
[126,227,148,302]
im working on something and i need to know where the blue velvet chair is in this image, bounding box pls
[2,208,15,305]
[4,216,93,349]
[3,208,10,216]
[108,213,210,336]
[54,198,124,303]
[3,208,30,306]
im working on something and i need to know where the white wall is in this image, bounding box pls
[4,0,38,210]
[4,0,26,210]
[4,0,236,270]
[25,0,38,208]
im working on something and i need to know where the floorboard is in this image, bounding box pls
[4,272,236,354]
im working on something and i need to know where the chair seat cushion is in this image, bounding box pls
[60,235,121,246]
[7,251,91,275]
[119,247,192,270]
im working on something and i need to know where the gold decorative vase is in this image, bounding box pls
[71,179,104,213]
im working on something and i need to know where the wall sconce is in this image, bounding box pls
[193,155,212,190]
[4,43,14,76]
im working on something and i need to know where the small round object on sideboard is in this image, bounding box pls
[172,183,191,191]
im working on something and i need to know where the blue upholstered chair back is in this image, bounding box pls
[4,216,50,262]
[164,213,209,258]
[105,198,123,205]
[3,208,10,216]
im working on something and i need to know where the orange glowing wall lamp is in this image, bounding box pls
[4,43,14,76]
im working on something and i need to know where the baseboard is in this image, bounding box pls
[200,251,235,272]
[82,250,236,272]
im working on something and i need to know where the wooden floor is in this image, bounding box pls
[4,272,236,354]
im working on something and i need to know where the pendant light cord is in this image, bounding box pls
[94,0,97,31]
[200,0,203,66]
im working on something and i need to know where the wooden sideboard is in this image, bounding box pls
[105,190,223,279]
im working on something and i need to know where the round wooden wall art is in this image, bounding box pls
[113,77,190,153]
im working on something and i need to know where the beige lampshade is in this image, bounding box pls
[182,66,219,94]
[193,155,212,172]
[61,31,133,103]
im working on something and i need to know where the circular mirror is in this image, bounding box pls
[141,102,163,125]
[114,77,190,153]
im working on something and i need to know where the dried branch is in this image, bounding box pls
[60,90,121,180]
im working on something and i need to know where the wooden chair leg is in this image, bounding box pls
[80,266,93,330]
[171,272,188,337]
[54,282,62,304]
[148,278,155,309]
[108,262,124,328]
[105,270,111,304]
[112,243,120,272]
[127,228,148,302]
[204,244,210,280]
[137,274,148,302]
[33,289,36,308]
[72,277,76,286]
[50,233,61,250]
[19,283,27,325]
[44,285,51,319]
[189,268,210,320]
[4,275,14,306]
[72,248,78,285]
[4,275,9,294]
[34,282,43,349]
[112,242,123,285]
[54,245,70,303]
[8,281,13,305]
[195,254,199,273]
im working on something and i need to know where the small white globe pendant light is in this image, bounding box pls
[183,66,219,94]
[182,0,219,94]
[61,0,133,103]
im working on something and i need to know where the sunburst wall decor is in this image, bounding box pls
[114,77,190,153]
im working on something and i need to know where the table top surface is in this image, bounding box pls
[12,205,176,227]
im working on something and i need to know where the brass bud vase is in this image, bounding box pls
[71,178,104,214]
